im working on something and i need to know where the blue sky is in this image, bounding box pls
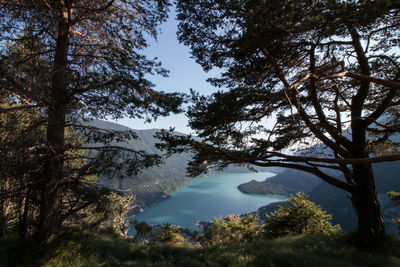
[111,8,219,134]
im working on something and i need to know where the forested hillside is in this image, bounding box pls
[238,169,321,195]
[86,120,194,213]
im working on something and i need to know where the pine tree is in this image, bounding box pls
[0,0,183,241]
[158,0,400,243]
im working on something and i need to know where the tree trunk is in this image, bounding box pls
[350,163,385,244]
[37,9,69,241]
[0,177,10,237]
[19,189,31,239]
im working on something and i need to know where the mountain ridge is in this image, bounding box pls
[86,119,194,214]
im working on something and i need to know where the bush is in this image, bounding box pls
[388,191,400,230]
[263,192,341,238]
[154,224,191,247]
[133,220,153,240]
[201,214,261,246]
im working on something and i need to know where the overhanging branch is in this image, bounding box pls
[317,71,400,90]
[261,151,400,165]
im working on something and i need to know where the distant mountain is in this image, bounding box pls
[88,120,282,214]
[86,120,194,214]
[237,169,321,195]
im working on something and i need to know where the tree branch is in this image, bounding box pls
[260,45,352,158]
[308,46,353,151]
[259,151,400,165]
[0,105,39,113]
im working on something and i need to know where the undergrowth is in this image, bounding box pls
[1,232,400,267]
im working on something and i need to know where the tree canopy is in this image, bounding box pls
[158,0,400,243]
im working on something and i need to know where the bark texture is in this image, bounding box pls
[38,8,69,241]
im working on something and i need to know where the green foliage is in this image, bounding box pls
[133,220,153,240]
[388,191,400,231]
[0,1,181,120]
[264,193,342,238]
[0,101,139,239]
[201,215,261,246]
[199,193,340,246]
[388,191,400,201]
[154,224,191,247]
[0,102,45,236]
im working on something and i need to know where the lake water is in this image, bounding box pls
[132,172,287,230]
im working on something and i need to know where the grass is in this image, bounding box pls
[1,233,400,267]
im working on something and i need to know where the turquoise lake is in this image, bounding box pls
[132,172,287,230]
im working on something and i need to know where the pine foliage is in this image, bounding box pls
[264,193,342,238]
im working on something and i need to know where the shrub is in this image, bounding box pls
[263,192,341,238]
[201,214,261,246]
[133,220,153,240]
[154,224,190,247]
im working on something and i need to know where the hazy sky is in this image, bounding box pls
[111,8,219,134]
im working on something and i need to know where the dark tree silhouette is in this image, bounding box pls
[158,0,400,243]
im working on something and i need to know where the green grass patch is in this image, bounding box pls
[1,233,400,267]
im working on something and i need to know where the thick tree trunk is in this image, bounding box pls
[38,104,66,240]
[350,163,385,244]
[350,124,385,244]
[37,9,69,241]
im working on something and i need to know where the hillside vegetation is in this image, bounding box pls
[2,181,399,266]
